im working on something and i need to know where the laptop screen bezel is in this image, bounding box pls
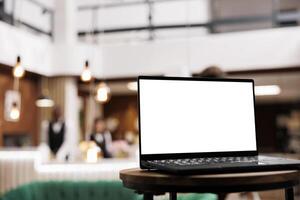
[138,76,258,162]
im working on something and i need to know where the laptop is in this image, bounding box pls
[138,76,300,174]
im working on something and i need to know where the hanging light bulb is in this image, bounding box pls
[9,102,20,120]
[13,56,25,78]
[81,60,92,82]
[95,82,111,103]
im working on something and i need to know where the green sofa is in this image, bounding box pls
[1,181,217,200]
[1,181,140,200]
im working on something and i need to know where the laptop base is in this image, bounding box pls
[141,155,300,175]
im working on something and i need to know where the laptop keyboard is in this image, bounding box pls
[148,156,258,167]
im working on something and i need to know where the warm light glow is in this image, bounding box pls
[86,146,100,163]
[10,102,20,120]
[96,82,111,103]
[81,61,92,82]
[36,98,54,107]
[255,85,281,96]
[13,56,25,78]
[81,68,92,82]
[127,81,138,91]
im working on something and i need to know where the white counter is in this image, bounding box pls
[0,149,138,194]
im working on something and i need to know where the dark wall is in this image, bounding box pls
[103,95,138,140]
[0,67,40,146]
[255,102,300,152]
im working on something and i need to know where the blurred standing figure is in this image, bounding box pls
[41,105,80,161]
[48,106,66,155]
[198,65,226,78]
[90,117,113,158]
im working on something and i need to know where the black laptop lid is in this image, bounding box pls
[138,76,258,160]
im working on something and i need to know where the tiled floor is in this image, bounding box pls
[151,191,300,200]
[227,191,300,200]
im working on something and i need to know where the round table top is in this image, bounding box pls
[120,168,300,193]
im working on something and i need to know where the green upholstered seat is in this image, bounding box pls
[176,193,217,200]
[1,181,141,200]
[1,181,217,200]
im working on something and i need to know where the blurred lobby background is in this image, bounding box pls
[0,0,300,200]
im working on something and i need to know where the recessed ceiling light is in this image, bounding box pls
[127,81,137,91]
[255,85,281,96]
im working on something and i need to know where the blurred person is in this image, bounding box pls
[90,117,113,158]
[42,106,66,156]
[48,106,65,155]
[41,106,79,161]
[197,65,226,78]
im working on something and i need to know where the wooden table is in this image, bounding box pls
[120,168,300,200]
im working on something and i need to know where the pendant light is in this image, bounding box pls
[81,60,92,82]
[9,101,20,120]
[36,95,54,107]
[91,12,110,104]
[13,56,25,78]
[36,77,54,108]
[95,82,111,103]
[9,77,21,121]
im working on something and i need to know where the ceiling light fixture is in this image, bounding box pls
[81,60,92,82]
[255,85,281,96]
[36,95,55,108]
[127,81,138,91]
[36,78,54,108]
[13,56,25,78]
[95,82,111,103]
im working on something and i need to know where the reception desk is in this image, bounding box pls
[0,149,138,194]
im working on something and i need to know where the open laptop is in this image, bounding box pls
[138,76,300,174]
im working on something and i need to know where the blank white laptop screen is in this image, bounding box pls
[139,79,257,155]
